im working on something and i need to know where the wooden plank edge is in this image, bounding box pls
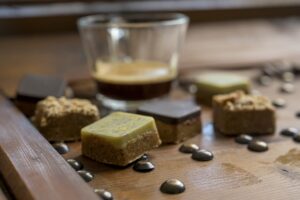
[0,94,99,200]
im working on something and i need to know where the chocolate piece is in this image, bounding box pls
[293,134,300,142]
[235,134,253,144]
[15,74,66,116]
[272,98,286,108]
[52,142,69,154]
[280,128,299,137]
[67,159,83,171]
[160,179,185,194]
[195,73,250,105]
[179,144,199,153]
[191,149,214,161]
[78,170,94,182]
[33,97,99,141]
[94,189,114,200]
[138,100,202,144]
[280,83,295,93]
[213,91,276,136]
[81,112,161,166]
[247,140,268,152]
[133,160,155,172]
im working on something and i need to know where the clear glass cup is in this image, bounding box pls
[78,13,189,111]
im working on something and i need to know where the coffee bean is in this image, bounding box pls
[295,112,300,118]
[137,154,149,161]
[247,140,268,152]
[78,170,94,182]
[191,149,214,161]
[281,71,295,82]
[257,75,272,86]
[179,144,199,154]
[235,134,253,144]
[293,134,300,143]
[67,159,83,171]
[94,189,114,200]
[280,83,295,93]
[280,128,299,137]
[272,98,286,108]
[133,160,154,172]
[52,142,69,154]
[160,179,185,194]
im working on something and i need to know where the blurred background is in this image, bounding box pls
[1,0,300,96]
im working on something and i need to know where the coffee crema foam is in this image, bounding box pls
[92,60,176,84]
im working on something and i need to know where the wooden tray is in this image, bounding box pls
[1,69,300,200]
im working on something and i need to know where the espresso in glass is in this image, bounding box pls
[93,60,176,100]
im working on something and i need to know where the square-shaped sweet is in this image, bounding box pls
[81,112,161,166]
[16,74,67,116]
[195,73,250,105]
[137,100,202,144]
[213,91,276,135]
[33,96,99,141]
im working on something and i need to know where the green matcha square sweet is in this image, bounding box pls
[81,112,161,166]
[195,72,250,105]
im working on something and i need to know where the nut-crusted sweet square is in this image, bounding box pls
[213,91,275,135]
[81,112,161,166]
[33,96,99,141]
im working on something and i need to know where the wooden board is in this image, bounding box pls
[61,71,300,200]
[0,94,99,200]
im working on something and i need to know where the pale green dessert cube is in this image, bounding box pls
[195,73,250,105]
[81,112,161,166]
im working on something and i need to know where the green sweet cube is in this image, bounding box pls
[81,112,161,166]
[195,72,250,105]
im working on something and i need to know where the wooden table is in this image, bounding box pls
[1,18,300,200]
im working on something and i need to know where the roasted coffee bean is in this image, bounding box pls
[160,179,185,194]
[280,83,295,93]
[280,128,299,137]
[78,170,94,182]
[281,71,295,82]
[272,98,286,108]
[67,159,83,171]
[94,189,114,200]
[293,134,300,143]
[179,144,199,153]
[257,75,272,86]
[52,142,69,154]
[133,160,155,172]
[247,140,268,152]
[191,149,214,161]
[235,134,253,144]
[137,154,149,161]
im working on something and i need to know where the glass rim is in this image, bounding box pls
[78,13,189,28]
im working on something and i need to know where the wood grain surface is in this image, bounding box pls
[62,71,300,200]
[0,94,99,200]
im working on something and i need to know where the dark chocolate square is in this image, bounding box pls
[16,74,66,102]
[137,99,201,124]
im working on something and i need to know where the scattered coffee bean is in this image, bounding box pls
[133,160,155,172]
[292,64,300,75]
[280,83,295,93]
[94,189,114,200]
[52,142,69,154]
[293,134,300,143]
[280,128,299,137]
[247,140,268,152]
[179,144,199,154]
[235,134,253,144]
[257,75,272,86]
[272,98,286,108]
[67,159,83,171]
[191,149,214,161]
[295,111,300,118]
[137,154,149,161]
[281,71,295,82]
[261,64,277,77]
[160,179,185,194]
[78,170,94,182]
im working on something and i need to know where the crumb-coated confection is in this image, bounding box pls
[137,100,201,144]
[213,91,275,135]
[195,73,250,105]
[33,96,99,141]
[81,112,161,166]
